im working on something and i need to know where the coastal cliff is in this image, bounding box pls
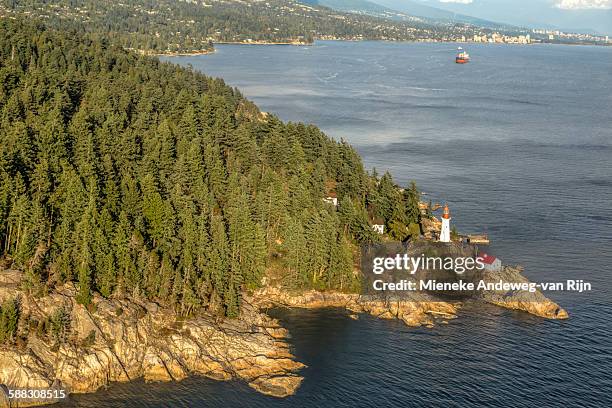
[0,271,303,407]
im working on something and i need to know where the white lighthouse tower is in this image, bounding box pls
[439,204,451,243]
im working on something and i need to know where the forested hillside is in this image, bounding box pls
[0,0,471,54]
[0,19,421,319]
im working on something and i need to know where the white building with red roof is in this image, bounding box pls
[480,253,502,272]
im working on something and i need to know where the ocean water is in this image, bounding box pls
[56,42,612,407]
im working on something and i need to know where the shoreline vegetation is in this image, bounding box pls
[0,15,570,408]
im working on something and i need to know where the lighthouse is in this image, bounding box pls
[439,204,451,243]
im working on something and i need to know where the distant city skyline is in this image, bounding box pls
[380,0,612,34]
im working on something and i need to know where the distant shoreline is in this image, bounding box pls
[215,41,311,46]
[153,38,610,58]
[142,49,216,57]
[147,41,311,57]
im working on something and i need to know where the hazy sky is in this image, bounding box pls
[405,0,612,34]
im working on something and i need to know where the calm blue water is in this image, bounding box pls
[58,42,612,407]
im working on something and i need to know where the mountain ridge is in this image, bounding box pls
[306,0,520,30]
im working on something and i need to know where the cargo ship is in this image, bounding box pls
[456,47,470,64]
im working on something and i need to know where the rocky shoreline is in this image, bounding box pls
[250,287,460,327]
[252,263,568,324]
[479,265,569,319]
[0,271,303,407]
[0,265,567,407]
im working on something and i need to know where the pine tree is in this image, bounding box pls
[328,234,354,291]
[52,164,87,282]
[224,276,240,318]
[177,209,201,315]
[141,174,175,249]
[283,217,308,286]
[209,213,229,314]
[95,209,116,298]
[143,250,161,299]
[204,143,228,204]
[30,158,52,205]
[177,104,201,154]
[75,193,96,306]
[3,120,35,176]
[388,199,409,241]
[112,211,132,295]
[0,298,20,344]
[0,172,11,252]
[156,118,176,189]
[405,181,421,226]
[304,211,329,287]
[288,175,312,218]
[262,127,290,170]
[49,307,70,344]
[71,114,99,186]
[338,196,356,235]
[157,254,175,300]
[308,158,327,202]
[287,139,306,178]
[7,191,33,266]
[226,178,265,291]
[37,107,68,173]
[376,172,397,222]
[231,124,259,172]
[257,169,288,246]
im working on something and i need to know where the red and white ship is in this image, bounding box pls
[456,47,470,64]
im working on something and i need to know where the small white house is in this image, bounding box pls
[323,193,338,207]
[372,218,385,235]
[480,253,502,272]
